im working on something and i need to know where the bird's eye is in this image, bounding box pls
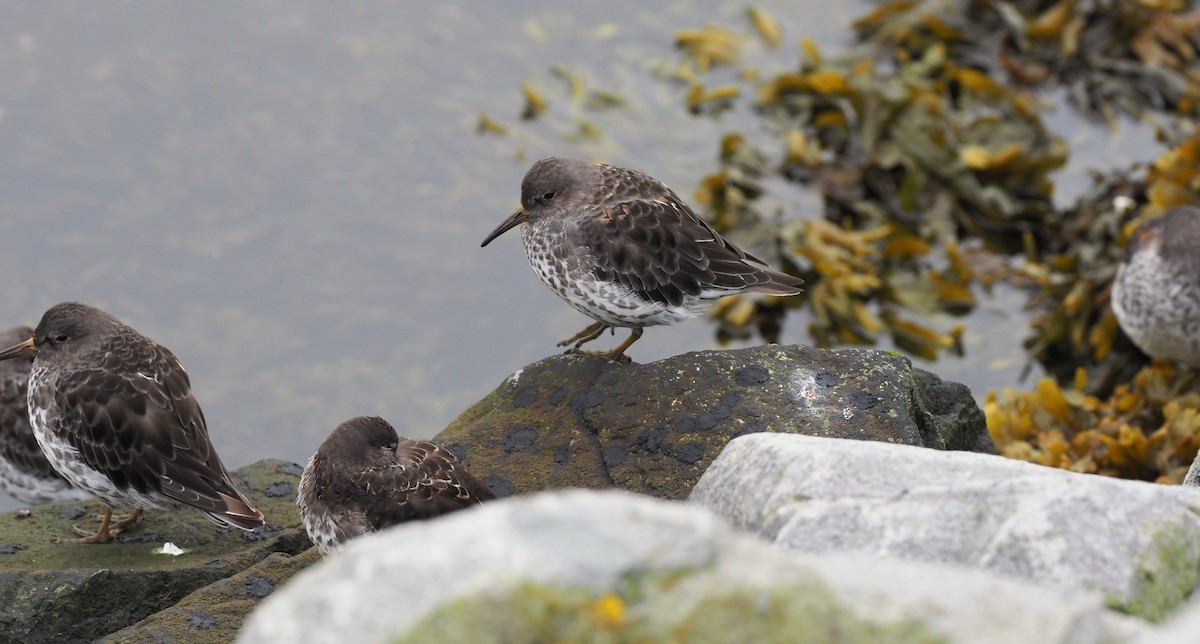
[541,191,556,201]
[55,334,69,343]
[380,442,395,451]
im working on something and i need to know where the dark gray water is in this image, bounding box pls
[0,2,1156,510]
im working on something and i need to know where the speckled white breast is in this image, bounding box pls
[297,455,367,557]
[521,222,706,328]
[1112,251,1200,365]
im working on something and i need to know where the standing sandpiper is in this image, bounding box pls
[1112,205,1200,365]
[298,416,494,556]
[0,302,265,543]
[481,156,804,361]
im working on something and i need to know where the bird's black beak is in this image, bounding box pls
[0,336,36,361]
[480,207,528,247]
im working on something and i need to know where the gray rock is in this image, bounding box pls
[438,345,990,501]
[239,489,1143,643]
[690,433,1200,621]
[102,549,321,643]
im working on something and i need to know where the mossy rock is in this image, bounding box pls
[0,459,311,643]
[438,345,991,500]
[101,548,321,643]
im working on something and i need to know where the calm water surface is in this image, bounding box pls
[0,2,1157,510]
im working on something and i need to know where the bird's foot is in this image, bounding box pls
[558,325,642,362]
[564,347,633,363]
[557,322,611,349]
[60,526,118,544]
[109,509,145,532]
[59,508,143,544]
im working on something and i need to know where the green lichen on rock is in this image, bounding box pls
[395,575,943,644]
[1115,522,1200,622]
[102,548,321,643]
[0,459,311,642]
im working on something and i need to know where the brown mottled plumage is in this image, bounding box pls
[298,416,494,557]
[482,156,804,361]
[0,324,85,505]
[0,302,264,543]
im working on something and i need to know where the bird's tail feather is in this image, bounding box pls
[746,270,804,296]
[210,490,266,530]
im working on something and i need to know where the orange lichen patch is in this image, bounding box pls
[988,363,1200,483]
[587,593,626,629]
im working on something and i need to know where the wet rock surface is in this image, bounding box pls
[0,460,310,643]
[101,549,320,644]
[438,345,991,500]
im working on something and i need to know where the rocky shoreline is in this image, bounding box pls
[3,346,1199,642]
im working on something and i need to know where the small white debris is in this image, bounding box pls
[1113,195,1135,214]
[154,542,185,556]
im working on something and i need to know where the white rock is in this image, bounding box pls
[690,433,1200,620]
[240,489,1143,643]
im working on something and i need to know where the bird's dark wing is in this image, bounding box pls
[54,336,262,528]
[351,441,493,531]
[577,176,802,307]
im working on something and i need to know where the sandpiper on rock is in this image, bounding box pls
[481,156,804,361]
[0,302,264,543]
[298,416,494,557]
[1112,205,1200,366]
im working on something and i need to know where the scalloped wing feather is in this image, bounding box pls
[54,338,263,529]
[578,180,802,306]
[347,441,494,532]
